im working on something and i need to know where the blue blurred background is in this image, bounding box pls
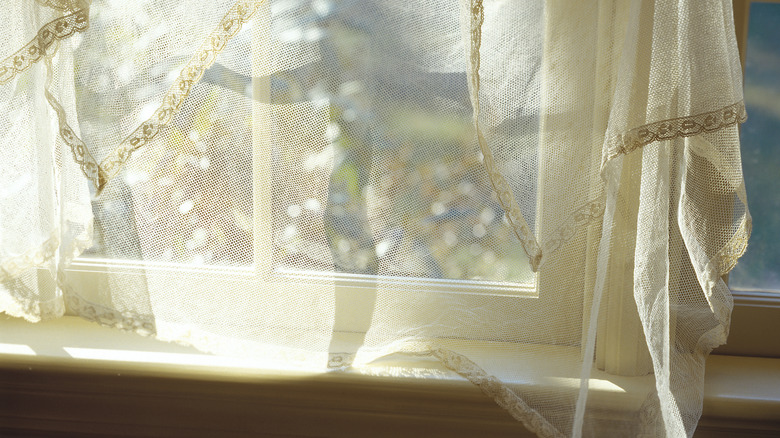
[730,2,780,291]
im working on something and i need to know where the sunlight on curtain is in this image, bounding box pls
[0,1,749,436]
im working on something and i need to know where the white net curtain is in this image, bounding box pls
[0,0,750,436]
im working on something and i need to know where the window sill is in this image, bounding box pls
[1,316,779,437]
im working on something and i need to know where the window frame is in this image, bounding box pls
[711,0,780,358]
[3,2,780,436]
[60,0,780,362]
[61,0,585,355]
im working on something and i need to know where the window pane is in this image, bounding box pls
[267,2,535,284]
[77,1,536,286]
[730,2,780,291]
[77,2,254,267]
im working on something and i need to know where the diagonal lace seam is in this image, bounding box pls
[603,101,748,171]
[540,195,607,259]
[42,1,263,194]
[399,342,566,438]
[712,212,752,278]
[94,1,263,193]
[44,54,105,186]
[0,6,88,85]
[35,0,82,12]
[468,0,542,271]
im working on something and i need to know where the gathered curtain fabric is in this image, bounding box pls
[0,0,749,436]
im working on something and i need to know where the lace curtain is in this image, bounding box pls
[0,0,749,436]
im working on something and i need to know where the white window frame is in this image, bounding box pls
[3,2,780,436]
[60,0,779,366]
[712,0,780,358]
[63,0,587,353]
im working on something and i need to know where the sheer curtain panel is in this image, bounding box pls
[0,0,750,437]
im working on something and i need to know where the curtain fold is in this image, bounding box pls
[0,1,749,436]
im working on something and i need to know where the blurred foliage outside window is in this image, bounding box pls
[80,0,534,286]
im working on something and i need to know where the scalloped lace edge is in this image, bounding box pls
[699,213,752,345]
[50,293,571,438]
[0,290,64,322]
[712,213,751,279]
[64,291,156,336]
[0,223,92,321]
[0,4,88,85]
[467,0,542,271]
[604,101,748,170]
[397,342,566,438]
[41,1,263,195]
[0,223,92,283]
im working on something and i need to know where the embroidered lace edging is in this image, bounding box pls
[711,213,751,278]
[64,290,332,367]
[35,0,81,12]
[65,291,157,336]
[0,291,64,322]
[0,233,60,282]
[603,101,748,170]
[43,1,263,194]
[44,54,105,186]
[540,195,606,262]
[467,1,611,272]
[0,221,94,282]
[0,224,92,282]
[698,212,752,347]
[0,6,88,85]
[467,0,542,271]
[0,224,92,320]
[398,343,565,438]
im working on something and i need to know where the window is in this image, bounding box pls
[0,2,766,437]
[714,0,780,358]
[65,0,589,352]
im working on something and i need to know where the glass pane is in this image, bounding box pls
[267,2,535,284]
[77,1,536,285]
[730,2,780,291]
[77,2,254,267]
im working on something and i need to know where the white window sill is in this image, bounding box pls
[1,315,779,437]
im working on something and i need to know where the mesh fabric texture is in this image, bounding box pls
[0,1,749,436]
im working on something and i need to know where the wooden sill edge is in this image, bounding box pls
[1,315,779,437]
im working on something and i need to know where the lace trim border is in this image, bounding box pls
[0,234,60,282]
[0,223,93,320]
[712,213,751,278]
[43,1,262,194]
[605,101,748,168]
[400,343,565,438]
[0,289,64,322]
[44,54,105,185]
[64,290,333,368]
[65,291,157,336]
[0,222,93,283]
[0,7,88,85]
[468,0,542,271]
[540,195,606,259]
[35,0,81,12]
